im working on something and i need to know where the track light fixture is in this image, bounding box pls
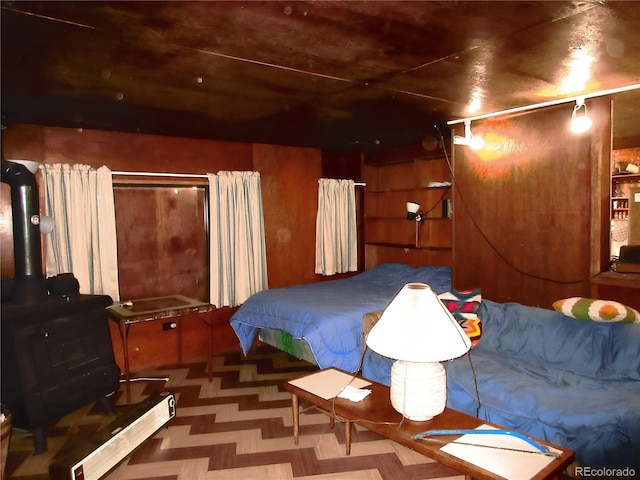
[453,120,484,150]
[570,97,592,134]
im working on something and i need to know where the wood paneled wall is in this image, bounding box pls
[254,143,323,289]
[1,124,361,371]
[452,98,612,307]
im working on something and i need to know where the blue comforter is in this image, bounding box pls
[230,263,451,372]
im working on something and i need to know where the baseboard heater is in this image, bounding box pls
[49,392,176,480]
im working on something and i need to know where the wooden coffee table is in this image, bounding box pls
[283,369,574,480]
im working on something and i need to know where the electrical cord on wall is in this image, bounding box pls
[434,125,600,285]
[426,185,451,217]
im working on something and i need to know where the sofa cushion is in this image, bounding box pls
[552,297,640,323]
[438,289,482,346]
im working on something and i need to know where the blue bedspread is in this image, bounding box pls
[230,263,451,372]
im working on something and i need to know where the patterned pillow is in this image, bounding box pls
[438,289,483,347]
[552,297,640,323]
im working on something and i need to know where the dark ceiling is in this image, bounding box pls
[2,1,640,152]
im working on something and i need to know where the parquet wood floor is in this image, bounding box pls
[3,345,464,480]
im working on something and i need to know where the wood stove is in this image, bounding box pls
[1,159,121,454]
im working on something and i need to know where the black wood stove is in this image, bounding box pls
[1,159,121,454]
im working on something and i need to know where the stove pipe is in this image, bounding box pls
[1,158,48,304]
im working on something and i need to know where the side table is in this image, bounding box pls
[590,271,640,311]
[107,294,216,401]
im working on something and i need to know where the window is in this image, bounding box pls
[113,184,209,301]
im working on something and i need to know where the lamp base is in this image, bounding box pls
[390,360,446,421]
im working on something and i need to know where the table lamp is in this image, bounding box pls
[366,282,471,421]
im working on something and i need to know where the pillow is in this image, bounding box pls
[438,289,482,347]
[552,297,640,323]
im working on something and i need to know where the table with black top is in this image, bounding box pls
[107,294,216,401]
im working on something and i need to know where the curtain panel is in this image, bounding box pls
[208,171,268,308]
[315,178,357,275]
[41,164,120,300]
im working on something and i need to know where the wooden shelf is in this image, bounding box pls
[363,156,452,267]
[612,173,640,180]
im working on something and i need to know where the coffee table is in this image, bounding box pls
[283,369,574,480]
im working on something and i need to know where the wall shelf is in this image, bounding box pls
[612,173,640,180]
[363,157,452,268]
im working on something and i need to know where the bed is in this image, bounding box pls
[229,263,452,373]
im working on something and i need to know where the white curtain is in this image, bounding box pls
[208,171,268,307]
[41,164,120,300]
[315,178,357,275]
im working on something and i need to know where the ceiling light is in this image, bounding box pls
[570,97,592,133]
[466,89,483,114]
[453,120,484,150]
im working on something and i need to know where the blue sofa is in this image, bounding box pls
[362,299,640,469]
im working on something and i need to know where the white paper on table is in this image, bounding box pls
[439,424,562,480]
[288,368,372,400]
[337,385,371,401]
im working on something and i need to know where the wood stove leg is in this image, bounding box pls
[32,426,47,455]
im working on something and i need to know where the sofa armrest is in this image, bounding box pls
[363,310,384,337]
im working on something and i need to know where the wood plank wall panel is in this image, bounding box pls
[39,126,254,172]
[1,125,46,278]
[452,98,611,307]
[0,184,15,277]
[364,244,452,269]
[630,187,640,243]
[252,143,322,289]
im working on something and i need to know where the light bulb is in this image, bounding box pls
[570,98,592,134]
[571,114,592,133]
[469,135,484,150]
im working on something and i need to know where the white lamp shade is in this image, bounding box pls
[366,283,471,362]
[406,201,420,214]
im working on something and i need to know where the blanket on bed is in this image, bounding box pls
[230,263,451,372]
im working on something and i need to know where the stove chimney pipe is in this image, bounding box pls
[1,158,48,304]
